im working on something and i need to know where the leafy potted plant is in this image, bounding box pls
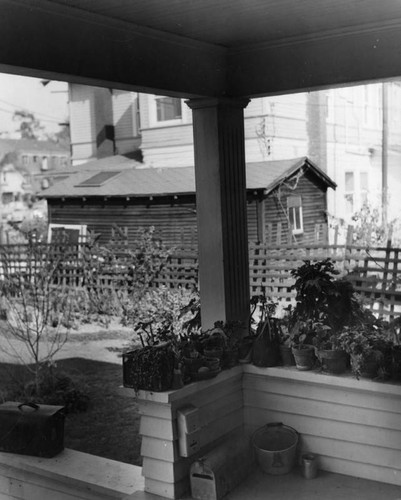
[122,319,177,392]
[123,341,176,392]
[289,319,316,371]
[217,320,243,368]
[337,311,392,379]
[289,258,360,372]
[311,319,348,375]
[389,317,401,380]
[251,295,281,367]
[276,306,296,366]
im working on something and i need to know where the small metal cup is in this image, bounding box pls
[302,453,318,479]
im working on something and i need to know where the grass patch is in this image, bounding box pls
[0,358,142,466]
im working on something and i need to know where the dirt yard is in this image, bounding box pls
[0,318,135,365]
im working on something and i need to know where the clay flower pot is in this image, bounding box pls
[291,344,315,371]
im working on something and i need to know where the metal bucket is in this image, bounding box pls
[252,422,298,475]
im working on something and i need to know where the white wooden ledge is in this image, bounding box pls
[0,448,144,500]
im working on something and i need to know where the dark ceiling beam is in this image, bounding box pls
[0,0,226,98]
[227,23,401,97]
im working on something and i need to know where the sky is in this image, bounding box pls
[0,73,69,139]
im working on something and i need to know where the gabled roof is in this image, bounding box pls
[41,156,336,199]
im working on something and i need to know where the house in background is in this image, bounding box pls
[0,138,71,193]
[0,163,28,222]
[67,83,401,242]
[41,156,335,247]
[139,86,401,234]
[68,85,141,166]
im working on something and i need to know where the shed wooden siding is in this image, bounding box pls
[48,170,328,247]
[247,170,328,244]
[48,196,198,247]
[243,367,401,487]
[136,367,243,499]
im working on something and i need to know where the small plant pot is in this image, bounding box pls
[222,348,239,369]
[204,348,224,359]
[279,345,295,366]
[351,353,381,379]
[183,356,204,374]
[291,345,315,371]
[238,337,254,359]
[204,357,220,371]
[317,349,348,375]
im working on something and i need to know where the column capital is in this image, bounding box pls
[185,96,250,110]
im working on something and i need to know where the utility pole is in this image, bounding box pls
[382,82,389,227]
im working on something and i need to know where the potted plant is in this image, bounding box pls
[251,295,281,367]
[276,306,296,366]
[389,317,401,380]
[123,341,176,392]
[122,317,178,392]
[238,296,261,363]
[338,320,391,379]
[201,324,227,359]
[289,319,317,371]
[289,258,361,372]
[311,319,348,375]
[218,320,243,368]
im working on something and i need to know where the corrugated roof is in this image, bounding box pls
[41,156,336,199]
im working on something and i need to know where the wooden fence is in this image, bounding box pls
[1,240,401,320]
[248,242,401,319]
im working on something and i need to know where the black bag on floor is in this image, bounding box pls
[0,401,65,458]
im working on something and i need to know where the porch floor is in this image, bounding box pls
[222,467,401,500]
[129,467,401,500]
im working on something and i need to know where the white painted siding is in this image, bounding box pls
[112,91,141,155]
[242,366,401,487]
[135,367,243,499]
[69,85,96,165]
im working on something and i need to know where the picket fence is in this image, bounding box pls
[1,240,401,320]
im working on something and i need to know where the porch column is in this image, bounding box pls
[186,98,250,329]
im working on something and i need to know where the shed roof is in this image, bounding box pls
[42,156,336,199]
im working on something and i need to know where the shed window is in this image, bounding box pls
[48,223,87,246]
[287,196,303,234]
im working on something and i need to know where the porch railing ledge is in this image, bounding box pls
[242,364,401,395]
[120,363,401,402]
[0,448,144,499]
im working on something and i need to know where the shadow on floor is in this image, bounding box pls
[223,468,401,500]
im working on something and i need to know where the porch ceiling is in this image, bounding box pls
[2,0,401,97]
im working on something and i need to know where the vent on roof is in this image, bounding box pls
[75,171,121,187]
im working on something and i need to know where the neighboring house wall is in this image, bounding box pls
[0,138,70,196]
[69,85,141,166]
[0,165,28,221]
[139,93,195,168]
[67,83,401,240]
[139,93,310,168]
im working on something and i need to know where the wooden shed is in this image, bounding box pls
[42,156,336,247]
